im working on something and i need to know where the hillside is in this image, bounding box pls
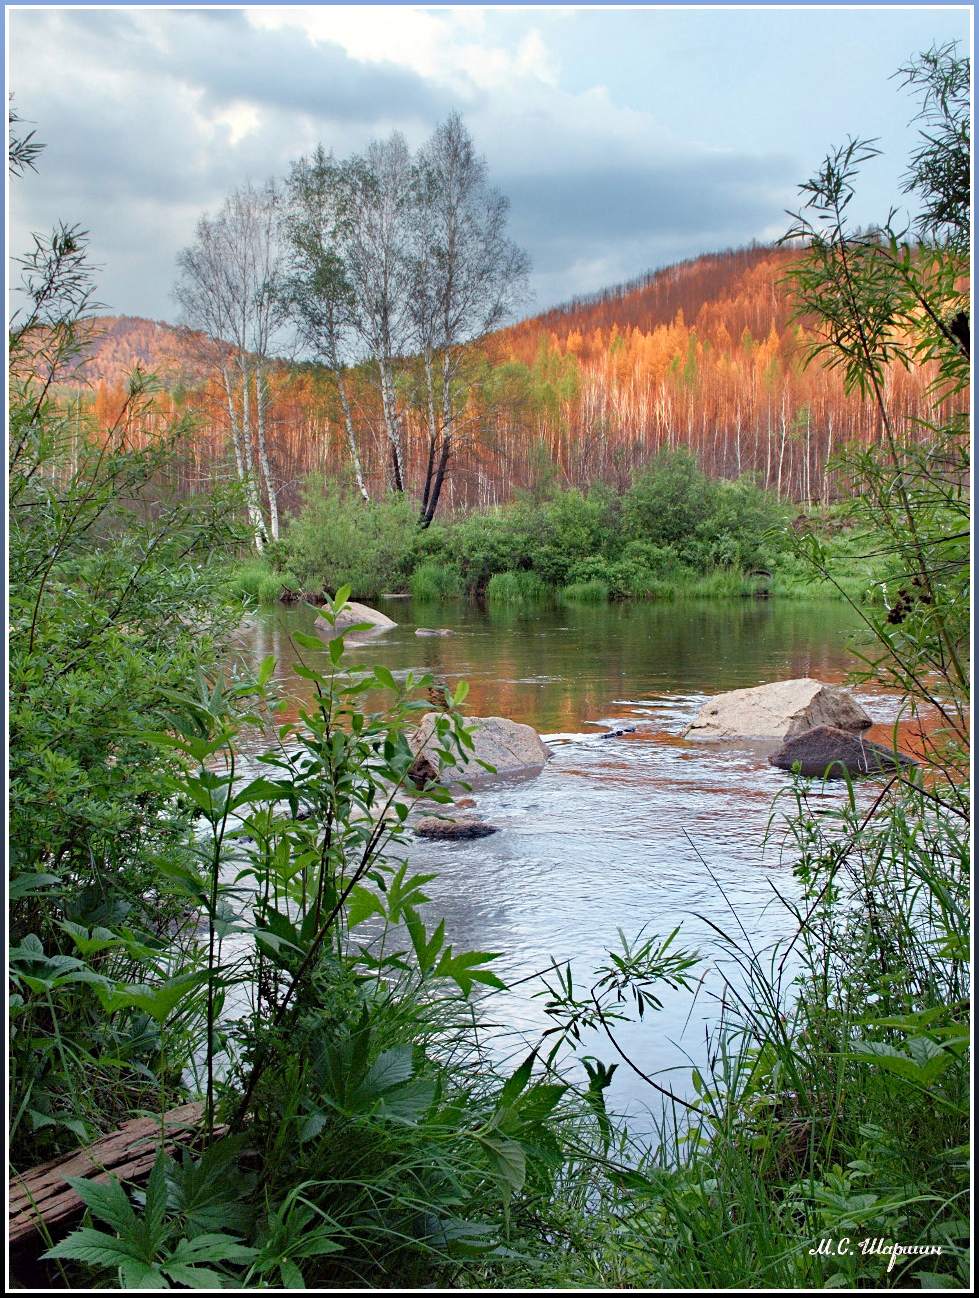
[64,315,211,387]
[69,245,952,511]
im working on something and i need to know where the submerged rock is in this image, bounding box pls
[410,713,553,780]
[406,753,439,790]
[415,816,498,840]
[770,725,918,779]
[314,601,396,639]
[415,627,453,637]
[685,677,872,740]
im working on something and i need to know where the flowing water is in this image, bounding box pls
[225,596,902,1123]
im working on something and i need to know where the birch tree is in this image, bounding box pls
[174,181,289,547]
[409,113,529,525]
[284,148,370,501]
[343,134,415,493]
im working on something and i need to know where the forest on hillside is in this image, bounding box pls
[69,241,958,520]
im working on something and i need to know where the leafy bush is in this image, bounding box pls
[230,560,302,606]
[8,229,243,1158]
[621,448,715,551]
[622,450,788,571]
[284,478,418,598]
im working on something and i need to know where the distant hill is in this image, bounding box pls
[67,315,217,388]
[498,243,789,348]
[67,245,948,509]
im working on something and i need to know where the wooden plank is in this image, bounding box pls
[8,1102,216,1248]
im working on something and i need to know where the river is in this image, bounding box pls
[225,595,901,1124]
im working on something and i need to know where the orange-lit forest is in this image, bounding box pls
[74,244,956,516]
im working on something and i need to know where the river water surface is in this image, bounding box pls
[226,597,899,1122]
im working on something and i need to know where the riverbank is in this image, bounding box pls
[225,456,885,611]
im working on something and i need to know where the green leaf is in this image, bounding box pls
[364,1045,414,1093]
[291,632,326,652]
[478,1135,527,1195]
[118,1260,169,1287]
[166,1233,257,1264]
[43,1226,147,1266]
[280,1260,305,1287]
[95,971,206,1024]
[162,1263,229,1288]
[8,872,61,900]
[434,947,504,997]
[379,1078,436,1123]
[67,1174,137,1235]
[498,1053,535,1108]
[346,885,386,928]
[142,1154,170,1246]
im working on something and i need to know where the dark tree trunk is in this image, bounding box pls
[421,435,452,527]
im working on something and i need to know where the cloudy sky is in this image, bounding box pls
[8,4,971,324]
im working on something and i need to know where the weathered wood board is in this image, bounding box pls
[9,1102,211,1249]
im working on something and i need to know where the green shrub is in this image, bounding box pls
[566,554,674,600]
[230,560,267,602]
[29,596,613,1289]
[622,451,788,572]
[622,448,716,551]
[683,568,757,598]
[229,561,302,607]
[284,479,418,599]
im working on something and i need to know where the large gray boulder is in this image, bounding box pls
[410,713,553,779]
[685,677,872,740]
[770,725,917,779]
[314,601,396,639]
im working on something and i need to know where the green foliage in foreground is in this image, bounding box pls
[569,781,969,1290]
[8,214,245,1153]
[18,595,622,1288]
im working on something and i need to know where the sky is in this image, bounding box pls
[6,3,972,325]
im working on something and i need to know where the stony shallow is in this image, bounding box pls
[228,596,903,1117]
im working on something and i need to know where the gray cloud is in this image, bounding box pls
[502,155,796,305]
[8,7,797,322]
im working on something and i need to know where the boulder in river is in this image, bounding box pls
[410,713,553,780]
[770,725,918,779]
[685,677,872,740]
[415,816,498,841]
[314,601,396,640]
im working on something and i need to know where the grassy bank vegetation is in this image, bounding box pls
[227,450,888,611]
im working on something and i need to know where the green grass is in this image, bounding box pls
[560,577,611,602]
[485,570,550,604]
[409,560,462,601]
[229,560,302,607]
[681,567,760,598]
